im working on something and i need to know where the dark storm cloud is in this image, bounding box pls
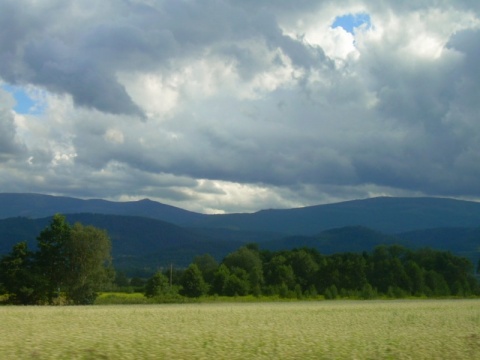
[0,0,331,117]
[447,29,480,108]
[1,0,480,213]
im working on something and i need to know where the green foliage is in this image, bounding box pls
[360,284,377,299]
[2,214,479,303]
[145,271,171,298]
[189,244,479,300]
[223,246,264,295]
[324,285,338,300]
[193,253,218,284]
[223,268,250,296]
[95,292,151,305]
[0,215,114,305]
[0,242,43,304]
[180,264,207,298]
[288,249,319,291]
[64,223,114,304]
[211,263,230,295]
[264,255,296,290]
[35,214,71,302]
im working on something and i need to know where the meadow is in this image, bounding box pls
[1,299,479,359]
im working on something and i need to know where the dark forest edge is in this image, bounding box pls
[132,243,480,303]
[1,215,479,305]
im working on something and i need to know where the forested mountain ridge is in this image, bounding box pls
[0,193,205,225]
[2,193,480,234]
[0,214,244,275]
[0,213,478,275]
[189,197,480,234]
[1,193,480,275]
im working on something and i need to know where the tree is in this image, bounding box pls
[264,254,296,293]
[193,253,218,285]
[223,268,250,296]
[145,271,170,298]
[35,214,71,303]
[0,242,41,304]
[180,264,207,297]
[223,247,264,295]
[424,270,450,296]
[324,284,338,300]
[1,215,114,305]
[404,260,425,295]
[212,263,230,295]
[288,249,318,292]
[64,223,114,304]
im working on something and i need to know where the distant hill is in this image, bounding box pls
[263,225,480,268]
[1,193,480,275]
[2,193,480,234]
[0,217,51,254]
[0,213,478,276]
[186,197,480,234]
[397,227,480,265]
[263,226,401,253]
[0,193,205,224]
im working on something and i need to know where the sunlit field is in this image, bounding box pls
[1,300,479,359]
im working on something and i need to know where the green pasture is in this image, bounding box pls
[1,299,479,359]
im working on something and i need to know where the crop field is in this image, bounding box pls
[1,299,479,359]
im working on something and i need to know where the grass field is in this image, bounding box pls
[1,299,479,359]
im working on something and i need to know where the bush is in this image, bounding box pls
[145,272,172,298]
[324,285,338,300]
[180,264,208,298]
[360,284,377,300]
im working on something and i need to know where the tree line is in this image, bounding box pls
[144,244,479,299]
[0,214,113,304]
[1,214,479,304]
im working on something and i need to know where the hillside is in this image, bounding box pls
[397,227,480,265]
[0,213,479,275]
[0,214,244,275]
[187,197,480,234]
[264,226,480,268]
[263,226,400,253]
[0,193,205,225]
[2,193,480,235]
[1,194,480,275]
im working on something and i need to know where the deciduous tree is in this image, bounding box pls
[35,214,71,302]
[145,271,170,298]
[64,223,114,304]
[223,246,263,295]
[0,215,114,305]
[180,264,207,298]
[0,242,41,304]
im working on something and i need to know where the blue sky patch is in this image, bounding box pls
[2,84,43,115]
[332,13,371,34]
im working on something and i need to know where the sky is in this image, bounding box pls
[1,0,480,214]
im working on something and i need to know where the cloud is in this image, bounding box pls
[0,89,25,161]
[0,0,480,213]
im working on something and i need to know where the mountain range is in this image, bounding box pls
[0,193,479,275]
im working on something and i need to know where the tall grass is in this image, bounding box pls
[95,292,313,305]
[1,299,479,359]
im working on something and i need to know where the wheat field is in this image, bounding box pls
[1,299,479,359]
